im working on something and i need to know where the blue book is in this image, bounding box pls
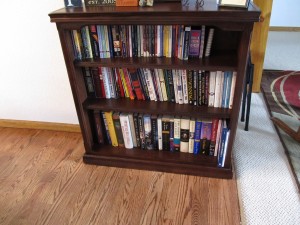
[224,71,233,108]
[218,120,229,167]
[221,71,228,108]
[193,120,202,154]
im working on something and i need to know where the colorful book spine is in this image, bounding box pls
[169,116,174,151]
[200,120,212,155]
[89,25,100,58]
[101,112,111,145]
[143,114,153,150]
[189,29,201,57]
[173,116,181,152]
[104,111,118,147]
[193,120,202,154]
[209,118,219,156]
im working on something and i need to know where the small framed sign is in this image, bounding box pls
[219,0,250,8]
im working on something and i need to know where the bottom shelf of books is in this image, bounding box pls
[84,110,232,178]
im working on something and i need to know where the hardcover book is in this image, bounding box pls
[189,29,201,57]
[180,117,190,153]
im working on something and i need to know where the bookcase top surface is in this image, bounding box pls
[49,1,260,23]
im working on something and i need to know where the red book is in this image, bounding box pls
[189,29,201,57]
[128,68,145,100]
[122,68,136,100]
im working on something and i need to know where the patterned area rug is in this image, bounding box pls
[261,70,300,191]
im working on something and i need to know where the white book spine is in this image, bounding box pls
[144,69,157,101]
[157,25,161,57]
[208,71,216,107]
[221,130,230,167]
[140,25,144,57]
[157,115,163,150]
[204,28,214,57]
[101,67,111,99]
[181,69,189,104]
[128,113,137,147]
[229,71,237,109]
[214,71,222,107]
[128,25,132,58]
[180,117,190,153]
[188,118,196,153]
[177,70,184,104]
[218,72,225,108]
[173,116,181,150]
[173,70,179,103]
[120,113,134,149]
[106,68,116,98]
[158,69,168,101]
[154,69,163,101]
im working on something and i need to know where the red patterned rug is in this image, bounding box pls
[261,70,300,191]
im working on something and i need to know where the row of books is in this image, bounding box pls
[84,67,237,109]
[71,25,214,60]
[93,111,230,167]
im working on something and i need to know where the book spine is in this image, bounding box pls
[188,118,196,153]
[89,25,100,58]
[193,120,202,154]
[189,29,201,57]
[101,112,111,145]
[138,114,145,149]
[123,68,136,100]
[224,71,233,108]
[173,116,181,152]
[204,28,215,57]
[151,114,158,150]
[208,71,216,107]
[162,116,170,151]
[200,120,212,155]
[144,68,157,101]
[177,70,184,104]
[187,70,194,105]
[113,112,125,147]
[214,119,223,157]
[128,113,137,147]
[172,70,179,103]
[221,71,228,108]
[193,70,198,106]
[72,30,83,60]
[183,26,191,60]
[229,72,237,109]
[81,26,93,59]
[181,69,189,104]
[104,111,118,146]
[154,69,163,101]
[199,25,206,59]
[90,67,103,98]
[180,117,190,153]
[82,67,96,97]
[120,113,134,149]
[169,116,174,152]
[157,115,163,150]
[106,68,116,98]
[101,67,112,99]
[93,110,105,144]
[166,70,175,102]
[209,118,219,156]
[128,68,145,100]
[214,71,222,108]
[158,69,168,101]
[133,113,141,148]
[143,114,153,150]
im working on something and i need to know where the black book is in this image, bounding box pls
[187,70,194,105]
[82,67,95,97]
[133,113,141,148]
[151,114,158,150]
[161,116,171,151]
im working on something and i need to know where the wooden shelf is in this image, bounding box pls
[74,52,238,71]
[83,98,231,119]
[84,145,232,178]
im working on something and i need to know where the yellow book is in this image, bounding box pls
[104,111,118,147]
[118,68,129,98]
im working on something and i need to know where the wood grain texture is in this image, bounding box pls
[251,0,273,92]
[0,119,81,133]
[0,127,240,225]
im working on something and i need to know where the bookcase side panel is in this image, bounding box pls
[224,25,253,168]
[56,24,94,152]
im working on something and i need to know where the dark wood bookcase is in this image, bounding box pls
[49,1,260,179]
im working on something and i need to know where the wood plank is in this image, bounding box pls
[0,127,240,225]
[0,119,81,133]
[269,26,300,32]
[251,0,273,92]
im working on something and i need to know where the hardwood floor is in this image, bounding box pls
[0,127,240,225]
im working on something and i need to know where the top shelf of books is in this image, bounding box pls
[49,2,260,25]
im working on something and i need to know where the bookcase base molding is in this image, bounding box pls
[83,152,233,179]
